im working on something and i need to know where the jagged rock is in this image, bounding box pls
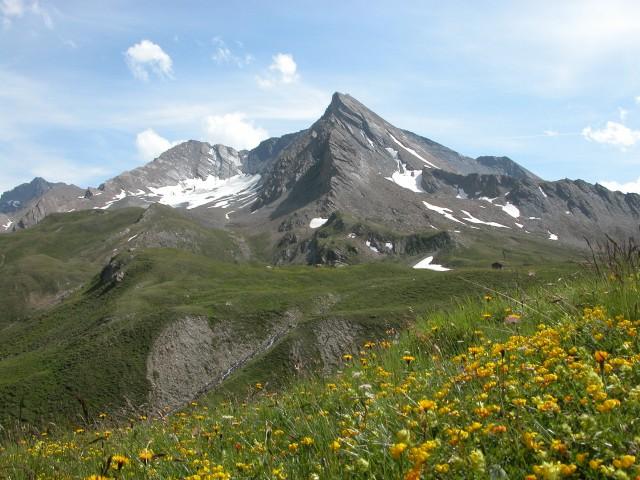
[99,256,128,284]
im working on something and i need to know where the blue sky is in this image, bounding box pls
[2,0,640,193]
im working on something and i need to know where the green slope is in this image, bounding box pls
[0,205,240,323]
[5,256,639,480]
[0,244,576,426]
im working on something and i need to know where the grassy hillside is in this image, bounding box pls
[0,206,241,323]
[0,241,574,428]
[1,254,638,478]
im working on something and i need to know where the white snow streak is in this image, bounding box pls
[538,186,548,198]
[99,190,127,210]
[548,231,559,241]
[460,210,510,228]
[388,132,438,168]
[413,255,451,271]
[422,201,465,224]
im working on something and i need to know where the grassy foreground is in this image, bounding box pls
[2,266,640,479]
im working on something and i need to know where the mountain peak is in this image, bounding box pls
[0,177,56,214]
[326,92,370,116]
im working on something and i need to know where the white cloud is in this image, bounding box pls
[257,53,299,88]
[203,113,268,150]
[270,53,298,83]
[1,0,24,17]
[543,130,559,137]
[211,37,253,67]
[125,40,173,81]
[582,121,640,148]
[135,128,179,161]
[600,177,640,193]
[1,0,51,28]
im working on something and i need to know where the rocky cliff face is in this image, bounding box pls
[0,177,56,214]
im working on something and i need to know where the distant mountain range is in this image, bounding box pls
[2,93,638,266]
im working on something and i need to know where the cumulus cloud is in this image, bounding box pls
[135,128,179,160]
[270,53,298,83]
[582,121,640,148]
[203,113,268,150]
[256,53,299,88]
[211,37,253,67]
[600,177,640,194]
[125,40,173,81]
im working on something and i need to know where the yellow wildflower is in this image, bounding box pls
[390,442,408,459]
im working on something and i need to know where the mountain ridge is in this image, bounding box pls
[2,92,639,260]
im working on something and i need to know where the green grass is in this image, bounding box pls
[0,206,242,323]
[0,241,576,427]
[1,260,638,479]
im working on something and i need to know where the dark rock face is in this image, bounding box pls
[0,177,55,214]
[475,156,540,181]
[105,140,245,193]
[99,256,128,285]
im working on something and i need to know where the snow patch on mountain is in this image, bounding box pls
[548,231,559,241]
[98,190,127,210]
[413,255,451,271]
[423,201,465,224]
[538,186,548,198]
[460,210,510,228]
[148,174,261,210]
[385,159,425,193]
[497,202,520,218]
[2,220,12,230]
[388,132,437,168]
[309,218,328,229]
